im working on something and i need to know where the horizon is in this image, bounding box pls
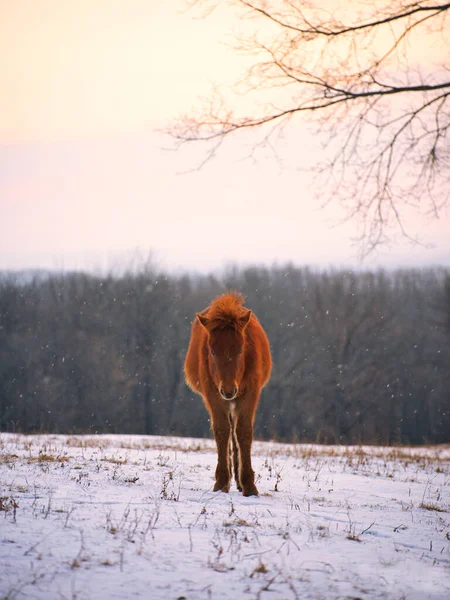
[2,255,449,279]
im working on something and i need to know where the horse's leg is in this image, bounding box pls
[211,406,231,492]
[230,413,242,492]
[235,399,259,497]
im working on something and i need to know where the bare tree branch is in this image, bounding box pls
[171,0,450,253]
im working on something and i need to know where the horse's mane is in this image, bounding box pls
[207,291,247,331]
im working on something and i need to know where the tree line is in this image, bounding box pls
[0,263,449,445]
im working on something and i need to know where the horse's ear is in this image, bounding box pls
[196,313,209,329]
[238,309,252,329]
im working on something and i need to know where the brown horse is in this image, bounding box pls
[184,292,272,496]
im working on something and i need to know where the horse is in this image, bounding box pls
[184,292,272,496]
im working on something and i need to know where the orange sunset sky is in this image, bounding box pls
[1,0,449,273]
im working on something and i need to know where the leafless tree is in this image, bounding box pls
[172,0,450,255]
[1,264,450,442]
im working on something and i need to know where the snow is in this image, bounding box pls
[1,433,449,599]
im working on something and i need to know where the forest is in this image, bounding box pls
[0,263,449,445]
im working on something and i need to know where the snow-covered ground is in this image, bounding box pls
[1,434,449,600]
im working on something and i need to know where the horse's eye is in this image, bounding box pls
[238,350,243,356]
[211,350,216,357]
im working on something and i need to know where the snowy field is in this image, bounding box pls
[1,434,449,600]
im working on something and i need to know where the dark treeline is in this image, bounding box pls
[1,263,449,445]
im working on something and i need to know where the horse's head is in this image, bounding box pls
[197,310,251,401]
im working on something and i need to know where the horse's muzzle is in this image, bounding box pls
[219,387,238,401]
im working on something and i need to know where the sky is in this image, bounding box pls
[1,0,449,274]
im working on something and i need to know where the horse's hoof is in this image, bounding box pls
[213,482,230,493]
[242,485,259,497]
